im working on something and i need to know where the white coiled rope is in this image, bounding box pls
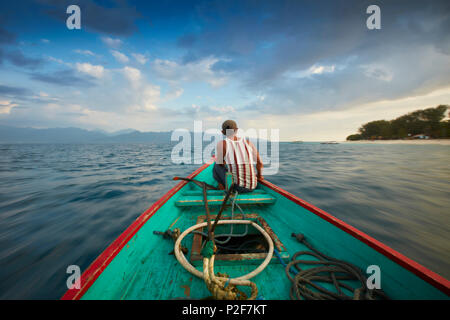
[174,220,274,298]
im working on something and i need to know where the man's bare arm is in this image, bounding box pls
[248,140,264,180]
[216,140,227,165]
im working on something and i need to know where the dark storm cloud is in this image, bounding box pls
[176,0,450,114]
[0,46,45,69]
[35,0,141,36]
[0,19,45,69]
[30,69,96,87]
[188,0,450,80]
[0,26,16,45]
[0,85,32,97]
[4,50,43,69]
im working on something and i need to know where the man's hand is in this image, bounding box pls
[256,161,263,182]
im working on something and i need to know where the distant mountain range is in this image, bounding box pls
[0,125,277,144]
[0,125,172,143]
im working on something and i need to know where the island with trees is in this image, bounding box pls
[346,105,449,141]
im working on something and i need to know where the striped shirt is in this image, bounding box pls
[224,137,257,190]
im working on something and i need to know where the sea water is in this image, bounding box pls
[0,142,448,299]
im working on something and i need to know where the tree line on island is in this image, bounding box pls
[346,105,449,141]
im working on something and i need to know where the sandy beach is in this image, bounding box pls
[343,139,450,145]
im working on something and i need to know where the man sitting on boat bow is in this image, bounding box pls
[213,120,264,193]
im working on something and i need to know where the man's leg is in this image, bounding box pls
[212,162,227,189]
[234,185,253,194]
[213,163,253,193]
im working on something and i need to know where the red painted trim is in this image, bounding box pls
[61,158,214,300]
[259,178,450,295]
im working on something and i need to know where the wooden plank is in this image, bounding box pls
[182,189,267,196]
[175,194,276,207]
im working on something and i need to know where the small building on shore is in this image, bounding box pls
[412,134,430,139]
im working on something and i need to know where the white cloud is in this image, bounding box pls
[120,66,161,111]
[0,100,18,114]
[75,62,105,79]
[285,64,337,78]
[164,87,184,100]
[152,57,228,88]
[152,59,178,78]
[111,50,129,63]
[41,102,133,130]
[211,105,235,113]
[205,116,224,121]
[48,56,63,64]
[74,49,96,57]
[361,64,394,82]
[132,53,148,65]
[207,77,227,88]
[122,66,141,87]
[241,86,450,141]
[310,65,336,74]
[29,91,60,102]
[101,36,123,48]
[47,56,72,67]
[141,85,160,111]
[126,84,161,112]
[41,39,50,44]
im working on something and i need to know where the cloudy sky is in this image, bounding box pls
[0,0,449,141]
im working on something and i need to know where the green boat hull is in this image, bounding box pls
[62,160,449,300]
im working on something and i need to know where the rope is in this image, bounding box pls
[203,256,258,300]
[201,240,215,258]
[212,190,247,245]
[209,184,235,235]
[173,220,274,300]
[202,184,214,241]
[172,177,272,300]
[194,190,250,244]
[286,233,389,300]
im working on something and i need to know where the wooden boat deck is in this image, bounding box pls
[81,202,298,299]
[65,161,448,300]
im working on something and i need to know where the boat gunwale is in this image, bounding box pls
[62,157,449,299]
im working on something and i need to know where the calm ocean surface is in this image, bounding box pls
[0,142,449,299]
